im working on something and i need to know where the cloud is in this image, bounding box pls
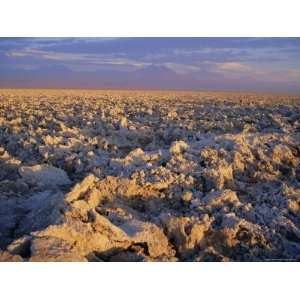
[5,48,151,70]
[163,63,201,74]
[6,51,29,57]
[215,62,252,73]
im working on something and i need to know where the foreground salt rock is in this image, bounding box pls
[30,237,87,262]
[65,174,97,203]
[2,174,175,261]
[160,214,212,259]
[0,89,300,261]
[120,220,174,258]
[0,251,23,262]
[9,211,174,261]
[19,164,71,187]
[14,191,66,237]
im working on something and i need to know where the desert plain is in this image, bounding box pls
[0,89,300,261]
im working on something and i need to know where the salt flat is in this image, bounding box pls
[0,89,300,261]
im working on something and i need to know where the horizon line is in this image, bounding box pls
[0,86,300,96]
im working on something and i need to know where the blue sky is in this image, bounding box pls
[0,37,300,92]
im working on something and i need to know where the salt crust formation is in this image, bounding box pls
[0,89,300,261]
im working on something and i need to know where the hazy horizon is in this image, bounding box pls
[1,37,300,93]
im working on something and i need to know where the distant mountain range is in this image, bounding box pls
[0,64,299,92]
[0,64,190,89]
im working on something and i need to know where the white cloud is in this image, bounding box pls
[163,63,201,74]
[215,62,252,72]
[6,48,151,69]
[6,51,29,57]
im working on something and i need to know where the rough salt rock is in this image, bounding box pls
[190,197,202,208]
[207,216,268,256]
[0,251,23,262]
[29,213,173,261]
[109,250,148,262]
[120,220,174,258]
[0,179,28,194]
[288,200,300,214]
[1,90,300,261]
[167,110,178,118]
[14,191,65,237]
[221,213,241,228]
[202,189,240,208]
[19,164,71,187]
[7,235,32,256]
[203,161,233,191]
[30,215,130,259]
[65,174,97,203]
[30,237,87,262]
[169,140,189,155]
[181,191,193,202]
[119,116,128,128]
[42,135,63,145]
[195,247,230,262]
[272,144,297,167]
[161,215,212,258]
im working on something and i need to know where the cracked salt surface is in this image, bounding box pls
[0,89,300,261]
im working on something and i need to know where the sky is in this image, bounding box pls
[0,37,300,92]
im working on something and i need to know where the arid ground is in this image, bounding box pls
[0,89,300,261]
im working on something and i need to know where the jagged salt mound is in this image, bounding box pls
[19,164,71,187]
